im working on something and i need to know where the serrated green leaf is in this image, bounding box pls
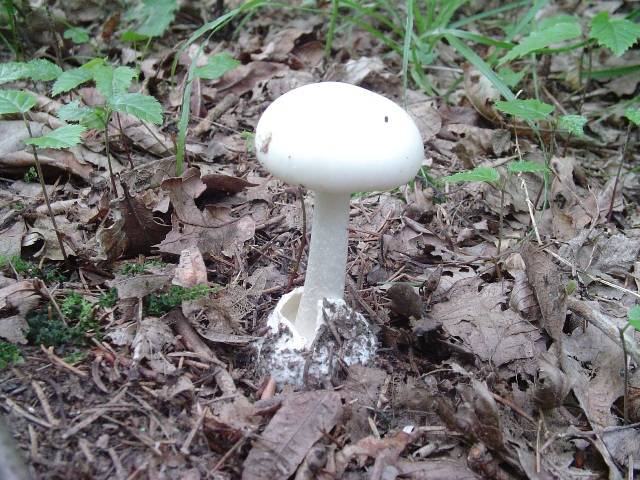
[23,124,87,149]
[195,52,240,80]
[443,166,500,184]
[507,160,549,174]
[129,0,178,38]
[590,12,640,57]
[495,99,554,121]
[0,89,37,114]
[57,100,91,121]
[93,65,137,99]
[63,27,90,44]
[498,67,526,88]
[57,101,108,129]
[538,14,580,31]
[80,107,109,130]
[52,68,94,96]
[628,305,640,331]
[0,62,29,84]
[500,22,581,64]
[26,59,62,81]
[625,108,640,126]
[109,92,163,124]
[121,30,149,42]
[558,114,587,137]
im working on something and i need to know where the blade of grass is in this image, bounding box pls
[444,33,516,101]
[450,0,530,28]
[325,0,340,57]
[339,0,403,36]
[402,0,414,106]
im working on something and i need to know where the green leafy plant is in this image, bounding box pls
[147,284,219,316]
[0,341,22,369]
[589,12,640,57]
[40,58,162,192]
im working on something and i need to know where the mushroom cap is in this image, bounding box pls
[255,82,424,193]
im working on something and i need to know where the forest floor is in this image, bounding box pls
[1,1,640,479]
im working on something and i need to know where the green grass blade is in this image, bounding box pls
[402,0,414,106]
[444,34,515,101]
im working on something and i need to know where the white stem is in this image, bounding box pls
[295,190,350,344]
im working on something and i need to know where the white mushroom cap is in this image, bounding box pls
[255,82,424,193]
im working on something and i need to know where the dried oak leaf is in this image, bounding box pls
[173,245,207,288]
[158,168,255,258]
[92,192,171,261]
[521,243,566,342]
[428,277,544,376]
[242,391,342,480]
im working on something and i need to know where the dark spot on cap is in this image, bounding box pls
[384,116,389,123]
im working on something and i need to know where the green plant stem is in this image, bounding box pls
[21,115,69,264]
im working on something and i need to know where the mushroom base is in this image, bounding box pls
[257,287,377,388]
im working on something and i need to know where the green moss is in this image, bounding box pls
[0,255,66,283]
[98,287,118,308]
[0,341,23,370]
[119,259,166,276]
[147,284,219,316]
[26,292,101,347]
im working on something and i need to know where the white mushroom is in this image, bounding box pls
[255,81,423,349]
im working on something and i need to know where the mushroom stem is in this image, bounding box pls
[295,190,350,343]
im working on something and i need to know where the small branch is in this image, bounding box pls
[567,298,640,365]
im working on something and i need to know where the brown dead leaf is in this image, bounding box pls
[173,246,207,288]
[427,277,544,376]
[559,230,640,287]
[463,65,501,123]
[396,458,481,479]
[95,192,171,260]
[242,391,342,480]
[158,168,255,258]
[334,430,413,478]
[0,221,25,259]
[212,61,289,98]
[181,295,256,345]
[132,317,176,374]
[253,26,315,62]
[1,148,93,182]
[521,243,566,342]
[108,273,171,299]
[564,302,633,427]
[341,365,387,442]
[0,279,43,343]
